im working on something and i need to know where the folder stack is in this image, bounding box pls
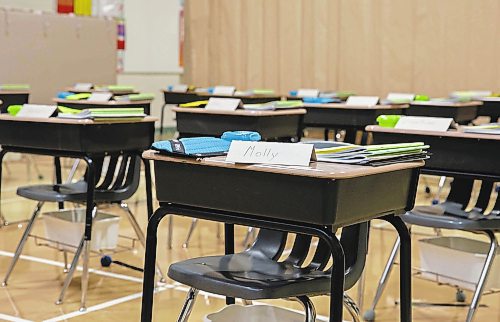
[314,142,429,166]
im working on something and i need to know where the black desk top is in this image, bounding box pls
[0,115,156,154]
[53,98,152,106]
[366,125,500,179]
[144,151,422,226]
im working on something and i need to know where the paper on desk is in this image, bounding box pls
[73,83,93,91]
[171,84,189,93]
[213,86,236,95]
[226,141,315,166]
[395,116,452,132]
[87,92,113,102]
[346,96,379,106]
[297,88,320,98]
[16,104,57,118]
[205,97,242,111]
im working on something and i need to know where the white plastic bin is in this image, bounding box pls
[43,208,120,252]
[418,236,500,291]
[204,304,316,322]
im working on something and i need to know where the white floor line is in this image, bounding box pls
[42,284,175,322]
[0,313,33,322]
[0,250,143,284]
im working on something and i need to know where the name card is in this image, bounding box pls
[171,84,189,93]
[17,104,57,118]
[226,141,315,166]
[386,92,415,102]
[74,83,93,91]
[87,92,113,102]
[346,96,379,106]
[395,116,453,132]
[297,88,320,98]
[213,86,236,96]
[205,97,242,111]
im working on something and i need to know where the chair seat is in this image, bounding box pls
[17,181,126,203]
[17,182,88,202]
[404,202,500,231]
[168,252,331,300]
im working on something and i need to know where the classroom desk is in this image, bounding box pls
[0,115,156,309]
[172,107,306,141]
[0,90,30,113]
[140,151,423,322]
[53,98,152,115]
[64,87,139,95]
[365,126,500,180]
[476,97,500,122]
[160,90,282,135]
[302,103,408,143]
[406,101,482,124]
[366,126,500,322]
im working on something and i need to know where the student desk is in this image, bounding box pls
[160,90,282,135]
[0,115,156,309]
[406,101,482,124]
[172,107,306,141]
[365,126,500,180]
[366,127,500,322]
[140,151,422,322]
[64,87,139,96]
[302,103,408,143]
[476,97,500,122]
[53,98,152,115]
[0,90,30,113]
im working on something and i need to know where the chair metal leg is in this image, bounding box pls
[56,235,85,305]
[177,287,199,322]
[344,293,361,322]
[120,203,166,282]
[168,215,174,249]
[182,218,198,248]
[356,269,366,311]
[242,227,255,247]
[363,236,400,321]
[295,296,317,322]
[80,239,91,311]
[465,230,498,322]
[2,201,44,286]
[63,250,69,273]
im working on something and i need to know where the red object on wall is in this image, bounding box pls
[57,0,74,14]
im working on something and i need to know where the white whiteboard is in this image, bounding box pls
[123,0,181,73]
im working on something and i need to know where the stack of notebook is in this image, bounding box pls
[462,123,500,135]
[243,100,303,111]
[313,141,429,166]
[58,106,146,121]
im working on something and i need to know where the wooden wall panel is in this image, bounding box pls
[277,0,302,92]
[184,0,500,96]
[338,0,383,95]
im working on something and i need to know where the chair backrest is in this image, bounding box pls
[83,153,141,202]
[245,222,369,291]
[447,177,498,213]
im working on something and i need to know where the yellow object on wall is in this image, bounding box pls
[74,0,92,16]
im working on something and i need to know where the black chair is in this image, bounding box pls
[2,153,165,309]
[168,222,369,322]
[364,178,499,322]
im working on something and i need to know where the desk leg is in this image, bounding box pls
[383,215,411,322]
[0,150,6,225]
[315,226,345,322]
[81,156,96,311]
[224,223,235,305]
[141,208,170,322]
[54,157,64,210]
[142,157,154,219]
[160,103,167,137]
